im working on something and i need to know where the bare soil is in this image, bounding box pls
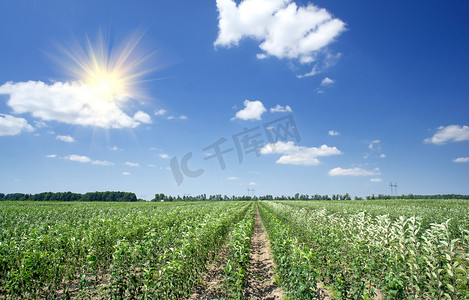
[242,206,283,300]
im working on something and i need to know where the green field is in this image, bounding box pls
[0,200,468,299]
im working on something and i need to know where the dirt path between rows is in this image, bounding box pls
[242,205,283,300]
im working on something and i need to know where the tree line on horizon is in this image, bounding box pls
[0,191,138,202]
[1,192,468,202]
[152,193,469,201]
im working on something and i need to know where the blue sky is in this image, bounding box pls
[0,0,468,199]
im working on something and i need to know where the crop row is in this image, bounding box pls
[259,201,469,299]
[0,201,253,299]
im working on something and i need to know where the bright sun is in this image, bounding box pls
[58,30,152,103]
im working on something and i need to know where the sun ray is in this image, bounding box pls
[55,29,154,103]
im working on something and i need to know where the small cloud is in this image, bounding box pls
[329,167,381,177]
[249,181,258,186]
[109,146,123,151]
[34,120,48,129]
[234,100,266,121]
[297,65,320,79]
[159,153,170,159]
[270,104,292,113]
[133,111,152,124]
[154,109,167,116]
[453,157,469,163]
[46,154,57,158]
[425,125,469,145]
[179,115,188,120]
[261,141,341,166]
[56,135,75,143]
[0,113,34,136]
[92,160,114,166]
[64,154,91,163]
[321,77,335,86]
[167,115,175,120]
[122,172,131,176]
[227,176,239,180]
[125,162,140,167]
[370,178,383,182]
[328,130,340,136]
[380,154,386,158]
[147,164,157,168]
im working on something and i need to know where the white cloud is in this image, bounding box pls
[321,77,334,86]
[227,176,239,180]
[179,115,188,120]
[148,164,157,168]
[159,153,170,159]
[154,109,167,116]
[0,81,150,129]
[92,160,114,166]
[249,181,258,186]
[64,154,92,163]
[125,162,140,167]
[261,141,341,166]
[270,104,292,113]
[109,146,123,151]
[56,135,75,143]
[380,154,386,158]
[328,130,339,136]
[46,154,57,158]
[133,111,152,124]
[63,154,114,166]
[424,125,469,145]
[453,157,469,163]
[0,113,34,136]
[167,115,175,120]
[328,167,381,177]
[215,0,345,65]
[122,172,131,176]
[370,178,383,182]
[296,65,320,79]
[234,100,266,120]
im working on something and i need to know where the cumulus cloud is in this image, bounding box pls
[46,154,57,158]
[270,104,292,113]
[0,113,34,136]
[179,115,188,120]
[234,100,266,120]
[321,77,334,86]
[380,154,386,158]
[56,135,75,143]
[0,81,151,129]
[328,130,339,136]
[453,157,469,163]
[370,178,383,182]
[215,0,345,66]
[62,154,114,166]
[227,176,239,180]
[64,154,91,163]
[249,181,258,186]
[133,111,152,124]
[261,141,341,166]
[328,167,381,176]
[125,162,140,167]
[424,125,469,145]
[122,172,131,175]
